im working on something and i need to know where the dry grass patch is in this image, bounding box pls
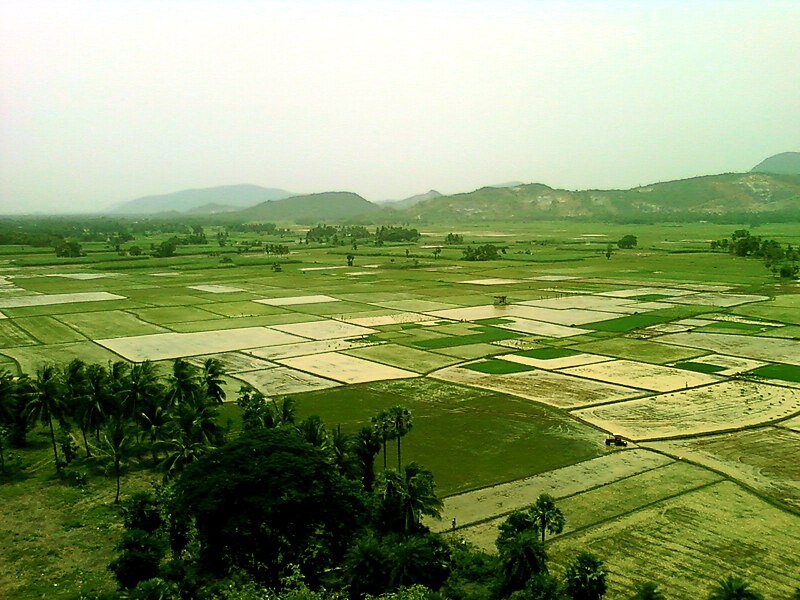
[278,352,419,384]
[269,319,376,340]
[657,332,800,366]
[572,380,800,440]
[96,327,306,362]
[545,481,800,597]
[645,427,800,509]
[430,363,640,408]
[0,292,126,309]
[233,365,341,395]
[561,359,722,392]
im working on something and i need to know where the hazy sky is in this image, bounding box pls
[1,0,798,214]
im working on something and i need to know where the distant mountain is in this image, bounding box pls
[488,181,525,188]
[107,184,294,214]
[751,152,800,175]
[233,191,383,223]
[402,173,800,222]
[382,190,443,209]
[186,203,241,215]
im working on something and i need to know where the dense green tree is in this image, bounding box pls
[497,529,549,596]
[378,462,443,534]
[631,582,665,600]
[564,552,606,600]
[510,572,566,600]
[84,363,112,443]
[27,364,66,474]
[391,533,452,591]
[497,509,538,551]
[2,372,34,447]
[529,494,565,544]
[171,428,367,587]
[706,576,763,600]
[343,533,394,598]
[617,235,638,249]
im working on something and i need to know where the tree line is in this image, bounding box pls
[711,229,799,278]
[1,359,790,600]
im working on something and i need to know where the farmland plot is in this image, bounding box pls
[644,427,800,508]
[254,294,340,306]
[429,449,673,533]
[246,338,379,361]
[497,351,612,370]
[278,352,418,384]
[572,380,800,439]
[545,481,800,597]
[430,363,641,408]
[234,365,341,395]
[560,359,722,392]
[0,291,126,309]
[457,461,722,551]
[670,353,768,376]
[269,319,376,340]
[657,332,800,365]
[96,327,306,362]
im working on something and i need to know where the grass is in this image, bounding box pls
[672,360,728,374]
[747,363,800,383]
[289,377,605,494]
[412,326,525,349]
[462,359,538,374]
[584,313,671,332]
[568,337,706,364]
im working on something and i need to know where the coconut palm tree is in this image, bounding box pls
[299,415,330,453]
[564,552,606,600]
[96,418,133,503]
[388,405,412,471]
[168,359,200,407]
[498,529,549,596]
[201,358,226,404]
[354,425,381,491]
[61,359,90,455]
[379,462,443,534]
[127,360,161,444]
[707,576,763,600]
[0,369,15,472]
[529,494,565,544]
[84,363,111,445]
[27,364,65,474]
[371,410,392,470]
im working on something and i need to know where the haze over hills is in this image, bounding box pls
[379,190,443,209]
[402,173,800,223]
[232,191,383,223]
[107,184,295,214]
[751,152,800,175]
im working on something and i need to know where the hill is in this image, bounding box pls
[403,173,800,223]
[751,152,800,175]
[233,191,383,223]
[107,184,294,214]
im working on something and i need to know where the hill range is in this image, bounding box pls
[103,153,800,223]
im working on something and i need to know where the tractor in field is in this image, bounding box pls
[605,434,628,447]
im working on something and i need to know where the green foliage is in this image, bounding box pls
[54,239,83,257]
[630,582,665,600]
[564,552,606,600]
[617,235,638,249]
[497,529,549,596]
[153,237,179,258]
[171,427,367,587]
[706,576,763,600]
[444,233,464,244]
[462,244,501,261]
[375,226,420,244]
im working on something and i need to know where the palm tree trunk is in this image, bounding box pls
[114,459,121,503]
[47,415,60,474]
[81,428,91,458]
[397,435,401,471]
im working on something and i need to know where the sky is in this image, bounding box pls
[1,0,799,214]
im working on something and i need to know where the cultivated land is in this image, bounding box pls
[1,220,799,597]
